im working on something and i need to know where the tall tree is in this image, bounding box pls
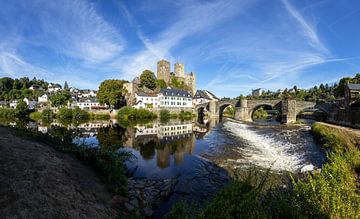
[97,79,127,109]
[50,91,71,107]
[140,70,157,90]
[64,81,69,90]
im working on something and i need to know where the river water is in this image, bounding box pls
[2,117,326,215]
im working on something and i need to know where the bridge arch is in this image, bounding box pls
[250,104,280,121]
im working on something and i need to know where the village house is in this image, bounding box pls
[23,98,37,110]
[38,94,49,103]
[74,97,108,110]
[134,92,158,109]
[193,90,219,105]
[252,88,263,97]
[29,85,42,91]
[345,83,360,106]
[48,83,61,93]
[158,88,192,108]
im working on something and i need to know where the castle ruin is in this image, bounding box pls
[156,60,196,95]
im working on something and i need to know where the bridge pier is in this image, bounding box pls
[281,99,297,123]
[235,99,251,121]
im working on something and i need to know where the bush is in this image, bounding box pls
[0,108,15,119]
[41,108,54,123]
[178,111,193,120]
[118,106,157,121]
[253,107,268,120]
[29,111,41,121]
[160,109,170,120]
[57,107,73,120]
[89,113,110,120]
[72,107,89,121]
[15,100,29,118]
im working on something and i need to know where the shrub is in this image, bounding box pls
[178,111,193,120]
[57,107,73,120]
[118,106,157,121]
[72,107,89,121]
[15,100,29,118]
[89,113,110,120]
[41,108,53,123]
[29,112,41,121]
[0,108,15,119]
[160,109,170,121]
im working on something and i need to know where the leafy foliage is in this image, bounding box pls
[118,106,157,121]
[0,108,15,119]
[253,107,268,120]
[97,79,127,109]
[140,70,157,90]
[50,91,71,107]
[0,77,48,101]
[15,100,29,118]
[157,79,167,89]
[170,76,191,91]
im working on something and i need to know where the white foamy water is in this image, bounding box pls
[223,121,312,172]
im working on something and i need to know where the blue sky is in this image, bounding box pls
[0,0,359,97]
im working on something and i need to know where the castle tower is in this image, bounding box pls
[185,72,196,95]
[174,62,185,78]
[157,60,170,84]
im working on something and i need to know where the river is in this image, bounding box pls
[1,117,326,216]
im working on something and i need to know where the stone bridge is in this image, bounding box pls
[194,99,327,124]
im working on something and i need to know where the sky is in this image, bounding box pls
[0,0,360,98]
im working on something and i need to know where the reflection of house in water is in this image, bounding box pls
[73,122,112,137]
[124,122,196,168]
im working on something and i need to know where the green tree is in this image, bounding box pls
[140,70,157,90]
[15,100,29,118]
[156,79,167,89]
[336,77,352,97]
[64,81,69,90]
[97,79,127,109]
[50,91,71,107]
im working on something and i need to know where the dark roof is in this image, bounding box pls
[135,92,158,97]
[194,90,219,100]
[160,88,192,97]
[347,83,360,90]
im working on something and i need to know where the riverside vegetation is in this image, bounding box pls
[166,122,360,219]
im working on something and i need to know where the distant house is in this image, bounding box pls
[29,85,42,90]
[158,88,192,108]
[134,92,158,109]
[0,101,7,108]
[38,94,49,103]
[193,90,219,105]
[9,100,18,108]
[75,97,108,110]
[48,83,61,93]
[78,90,97,98]
[252,88,263,97]
[23,98,37,110]
[345,83,360,106]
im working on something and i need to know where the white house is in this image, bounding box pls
[48,83,61,93]
[38,94,49,103]
[75,98,108,110]
[29,85,42,90]
[158,88,192,108]
[252,88,263,97]
[193,90,219,105]
[134,92,159,109]
[23,98,37,110]
[9,100,18,108]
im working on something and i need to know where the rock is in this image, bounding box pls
[301,164,315,173]
[124,203,135,212]
[143,207,154,217]
[130,198,139,208]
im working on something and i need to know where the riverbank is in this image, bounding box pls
[166,122,360,218]
[0,126,117,218]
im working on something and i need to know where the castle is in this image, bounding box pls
[157,60,196,95]
[123,60,196,106]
